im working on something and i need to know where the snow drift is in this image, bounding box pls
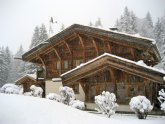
[0,93,165,124]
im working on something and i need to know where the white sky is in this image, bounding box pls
[0,0,165,54]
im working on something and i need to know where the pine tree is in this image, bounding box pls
[30,26,40,49]
[8,45,26,82]
[39,24,48,43]
[0,47,8,86]
[115,7,138,34]
[146,12,153,29]
[95,17,102,27]
[60,23,65,31]
[154,18,163,50]
[4,47,12,83]
[129,11,138,34]
[89,21,93,26]
[139,12,154,38]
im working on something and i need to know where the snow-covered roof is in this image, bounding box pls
[61,53,165,84]
[90,25,156,45]
[61,53,165,77]
[15,73,36,84]
[22,24,161,62]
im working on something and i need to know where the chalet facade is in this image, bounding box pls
[15,74,45,95]
[22,24,165,105]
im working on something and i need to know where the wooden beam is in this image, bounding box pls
[92,38,99,56]
[77,34,86,61]
[38,56,46,67]
[38,55,47,79]
[78,34,85,49]
[53,47,61,60]
[107,42,112,53]
[102,40,106,52]
[109,68,117,95]
[64,40,72,55]
[130,48,135,60]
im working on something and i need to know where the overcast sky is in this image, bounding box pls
[0,0,165,54]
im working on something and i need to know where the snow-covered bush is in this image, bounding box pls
[95,91,118,118]
[69,100,85,110]
[59,86,75,105]
[46,93,61,102]
[30,85,43,97]
[24,92,32,96]
[129,95,153,119]
[158,89,165,112]
[0,84,21,94]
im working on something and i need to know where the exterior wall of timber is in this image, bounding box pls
[22,79,36,93]
[78,68,158,104]
[37,33,156,80]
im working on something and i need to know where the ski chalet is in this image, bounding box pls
[21,24,165,106]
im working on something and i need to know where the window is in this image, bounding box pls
[64,60,68,69]
[56,61,61,69]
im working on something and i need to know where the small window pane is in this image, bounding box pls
[64,61,68,69]
[56,61,60,69]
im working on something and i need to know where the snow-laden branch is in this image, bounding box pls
[95,91,118,118]
[158,89,165,111]
[129,95,153,119]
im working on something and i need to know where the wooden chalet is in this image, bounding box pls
[15,74,45,95]
[22,24,165,105]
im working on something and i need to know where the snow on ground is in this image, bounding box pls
[0,93,165,124]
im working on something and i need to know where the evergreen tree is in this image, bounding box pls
[39,24,48,43]
[89,21,93,26]
[115,7,138,34]
[154,17,165,70]
[129,11,138,34]
[0,46,12,86]
[154,18,163,50]
[138,12,154,38]
[60,23,65,31]
[0,47,7,86]
[49,23,54,38]
[4,47,12,83]
[8,45,26,82]
[30,26,40,49]
[95,17,102,27]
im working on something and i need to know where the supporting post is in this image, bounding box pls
[107,42,112,53]
[64,40,72,55]
[53,47,62,74]
[109,68,117,95]
[38,55,47,80]
[77,34,86,61]
[53,47,61,60]
[130,48,135,61]
[92,38,99,56]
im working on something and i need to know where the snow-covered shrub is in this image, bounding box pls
[69,100,85,110]
[95,91,118,118]
[30,85,43,97]
[46,93,61,102]
[59,86,75,105]
[24,92,32,96]
[158,89,165,112]
[19,87,24,95]
[0,84,21,94]
[129,95,153,119]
